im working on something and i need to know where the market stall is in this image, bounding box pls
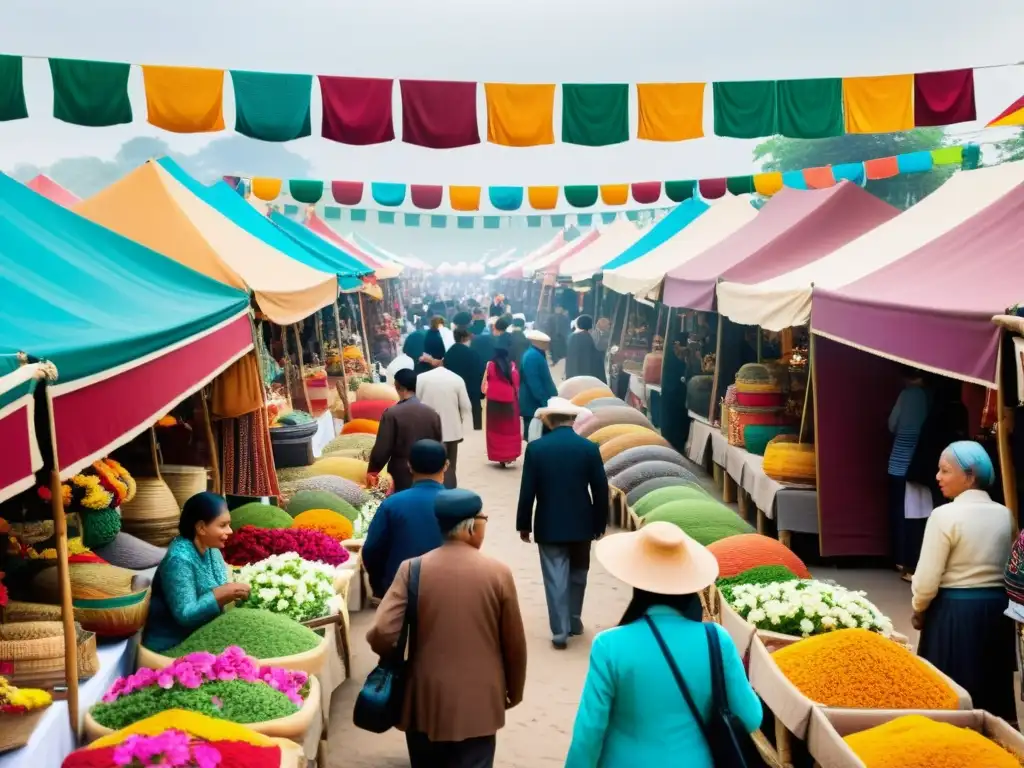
[0,362,47,505]
[557,219,646,284]
[304,213,404,281]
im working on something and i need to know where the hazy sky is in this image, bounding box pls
[1,0,1021,186]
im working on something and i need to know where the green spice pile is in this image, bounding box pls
[164,608,321,658]
[91,678,298,729]
[716,564,800,591]
[229,503,293,530]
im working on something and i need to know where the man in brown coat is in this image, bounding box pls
[367,489,528,767]
[367,368,443,492]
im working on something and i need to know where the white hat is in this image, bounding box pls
[596,522,719,595]
[534,397,591,421]
[524,329,550,343]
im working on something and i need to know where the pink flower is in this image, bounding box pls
[157,671,175,690]
[191,744,222,768]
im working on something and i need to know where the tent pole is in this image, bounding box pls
[358,293,372,367]
[293,324,313,413]
[810,332,825,554]
[333,298,351,420]
[996,336,1018,532]
[198,388,221,494]
[799,342,814,444]
[49,469,80,738]
[279,325,294,411]
[708,316,724,424]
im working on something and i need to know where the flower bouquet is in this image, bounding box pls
[87,647,315,738]
[235,553,338,623]
[720,579,894,639]
[223,526,350,567]
[0,676,52,713]
[353,498,381,539]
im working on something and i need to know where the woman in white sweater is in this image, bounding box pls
[911,440,1015,720]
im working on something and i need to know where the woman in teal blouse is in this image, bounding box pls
[142,492,250,652]
[566,523,762,767]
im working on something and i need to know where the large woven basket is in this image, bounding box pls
[0,708,46,754]
[763,438,817,486]
[1,601,63,622]
[1,623,100,687]
[8,521,54,544]
[159,465,208,509]
[119,477,180,546]
[727,406,786,447]
[73,589,151,639]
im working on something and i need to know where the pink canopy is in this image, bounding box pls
[25,175,80,207]
[499,231,566,279]
[813,169,1024,387]
[662,182,898,311]
[304,212,383,270]
[540,229,601,276]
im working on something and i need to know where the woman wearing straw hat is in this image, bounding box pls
[565,523,761,767]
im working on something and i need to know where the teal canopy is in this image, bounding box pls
[601,198,710,271]
[269,211,368,292]
[157,157,369,288]
[0,171,251,384]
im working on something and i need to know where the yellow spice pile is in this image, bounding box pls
[772,628,959,709]
[844,715,1019,768]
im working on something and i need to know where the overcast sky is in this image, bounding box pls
[0,0,1021,185]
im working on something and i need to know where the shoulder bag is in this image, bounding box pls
[354,557,421,733]
[646,616,765,767]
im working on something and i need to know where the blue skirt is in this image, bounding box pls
[917,587,1016,720]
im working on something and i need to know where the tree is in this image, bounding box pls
[992,128,1024,163]
[753,128,956,209]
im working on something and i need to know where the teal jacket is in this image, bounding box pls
[565,607,762,768]
[142,536,228,652]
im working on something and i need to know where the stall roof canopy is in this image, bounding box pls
[266,211,367,291]
[25,174,80,207]
[1,171,252,481]
[349,232,418,272]
[531,228,601,276]
[718,163,1024,333]
[75,161,337,325]
[302,213,403,279]
[0,362,45,503]
[813,160,1024,386]
[603,196,756,299]
[663,182,898,311]
[499,231,566,278]
[557,219,646,282]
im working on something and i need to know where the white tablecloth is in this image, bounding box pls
[709,429,729,466]
[628,373,647,405]
[725,445,748,485]
[310,409,337,458]
[741,453,785,516]
[0,639,135,768]
[685,418,714,466]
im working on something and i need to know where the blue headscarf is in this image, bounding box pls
[943,440,994,488]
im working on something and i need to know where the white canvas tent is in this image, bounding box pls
[557,219,646,282]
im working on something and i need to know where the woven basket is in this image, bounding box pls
[8,521,54,544]
[735,363,777,389]
[1,601,62,622]
[119,477,180,546]
[728,406,786,447]
[763,439,817,486]
[4,626,100,688]
[73,589,151,639]
[0,708,46,754]
[136,633,330,677]
[33,562,139,603]
[159,465,208,510]
[0,621,65,659]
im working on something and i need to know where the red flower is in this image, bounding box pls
[223,526,350,567]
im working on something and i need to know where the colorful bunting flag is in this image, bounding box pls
[600,184,629,206]
[431,215,447,228]
[753,172,783,196]
[564,185,599,208]
[713,81,777,139]
[577,213,594,226]
[550,214,567,227]
[371,182,406,207]
[664,180,696,203]
[449,186,482,211]
[484,83,555,146]
[777,78,843,139]
[410,185,444,210]
[251,177,283,201]
[781,170,807,190]
[562,84,629,146]
[404,213,420,227]
[483,216,501,229]
[726,175,755,195]
[400,80,479,148]
[0,55,27,121]
[636,83,705,141]
[332,180,363,206]
[601,212,618,224]
[528,186,560,210]
[631,182,662,205]
[49,59,131,126]
[319,76,395,145]
[378,211,395,224]
[142,66,225,133]
[987,94,1024,127]
[698,178,727,200]
[350,209,367,222]
[489,186,524,211]
[289,179,323,204]
[324,207,342,220]
[457,216,474,229]
[802,166,835,189]
[931,145,964,165]
[913,69,976,127]
[527,216,542,228]
[231,71,312,141]
[832,163,865,185]
[896,151,934,174]
[842,75,914,134]
[863,156,900,180]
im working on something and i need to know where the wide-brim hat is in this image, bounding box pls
[534,397,591,421]
[595,521,719,595]
[524,329,550,343]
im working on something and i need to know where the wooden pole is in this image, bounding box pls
[199,388,221,494]
[810,332,826,553]
[708,317,725,423]
[358,293,372,367]
[333,298,351,419]
[996,335,1019,529]
[293,324,313,413]
[49,469,80,737]
[799,350,814,444]
[279,325,294,411]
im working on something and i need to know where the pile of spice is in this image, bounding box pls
[842,715,1019,768]
[707,533,812,579]
[291,509,355,541]
[228,503,293,530]
[772,629,959,710]
[162,608,322,658]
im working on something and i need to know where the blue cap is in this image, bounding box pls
[434,489,483,533]
[410,439,447,475]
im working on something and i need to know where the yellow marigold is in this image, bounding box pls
[8,687,51,710]
[292,508,354,541]
[88,709,272,749]
[342,346,364,360]
[772,628,959,710]
[70,474,113,510]
[843,715,1018,768]
[68,537,90,556]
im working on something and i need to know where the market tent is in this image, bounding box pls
[718,163,1024,333]
[557,219,646,282]
[813,160,1024,387]
[487,248,517,268]
[499,231,566,278]
[1,171,253,482]
[603,196,756,298]
[75,161,337,325]
[663,182,898,311]
[25,174,80,207]
[349,232,424,271]
[266,211,372,292]
[0,361,47,503]
[529,228,601,277]
[304,213,404,279]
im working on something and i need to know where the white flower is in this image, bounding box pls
[277,598,290,611]
[820,616,837,629]
[747,609,766,624]
[799,619,815,636]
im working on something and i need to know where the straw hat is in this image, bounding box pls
[595,521,719,595]
[534,397,591,421]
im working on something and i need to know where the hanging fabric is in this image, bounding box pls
[562,84,629,146]
[231,71,312,141]
[0,55,27,121]
[319,75,395,144]
[712,80,778,138]
[410,185,444,210]
[50,59,132,126]
[331,180,364,206]
[777,78,843,138]
[484,83,556,146]
[528,186,560,210]
[400,80,480,148]
[842,75,914,134]
[636,82,705,141]
[914,69,976,127]
[142,66,225,133]
[600,185,629,206]
[449,186,482,211]
[564,186,599,208]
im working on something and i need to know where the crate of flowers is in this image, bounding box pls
[85,647,320,744]
[0,675,52,754]
[806,707,1024,768]
[66,710,304,767]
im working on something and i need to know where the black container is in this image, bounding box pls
[269,420,320,469]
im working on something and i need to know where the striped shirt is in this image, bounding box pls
[888,385,931,476]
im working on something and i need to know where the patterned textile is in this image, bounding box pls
[218,406,280,498]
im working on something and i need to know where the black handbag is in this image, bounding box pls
[646,617,765,767]
[353,557,421,733]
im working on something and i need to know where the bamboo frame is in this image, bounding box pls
[292,324,313,414]
[48,469,80,737]
[332,299,350,419]
[357,293,372,366]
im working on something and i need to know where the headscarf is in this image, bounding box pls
[493,346,513,383]
[943,440,995,488]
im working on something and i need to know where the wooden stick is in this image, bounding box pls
[708,317,725,423]
[332,299,350,419]
[148,427,162,481]
[358,293,372,366]
[279,325,294,411]
[799,349,814,444]
[811,332,826,554]
[50,469,80,737]
[995,333,1019,529]
[199,388,220,494]
[293,324,313,413]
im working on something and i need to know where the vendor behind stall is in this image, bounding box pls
[142,492,251,652]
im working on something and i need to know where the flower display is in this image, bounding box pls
[64,740,283,768]
[223,525,350,567]
[163,608,322,659]
[235,553,338,623]
[715,564,799,591]
[354,498,381,538]
[0,676,53,713]
[89,710,275,749]
[57,459,137,512]
[721,579,894,638]
[112,730,221,768]
[291,509,354,542]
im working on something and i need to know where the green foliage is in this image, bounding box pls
[993,129,1024,163]
[229,502,293,530]
[716,564,799,590]
[164,608,322,658]
[753,129,957,210]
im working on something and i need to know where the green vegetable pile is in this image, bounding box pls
[229,502,293,530]
[164,608,322,658]
[287,490,358,521]
[716,564,800,592]
[643,499,753,545]
[91,678,298,729]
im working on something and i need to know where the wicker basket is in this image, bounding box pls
[8,521,54,544]
[1,601,62,622]
[159,465,208,510]
[735,363,778,390]
[727,406,786,448]
[119,477,180,546]
[0,709,46,754]
[73,589,152,639]
[763,439,817,486]
[4,625,100,688]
